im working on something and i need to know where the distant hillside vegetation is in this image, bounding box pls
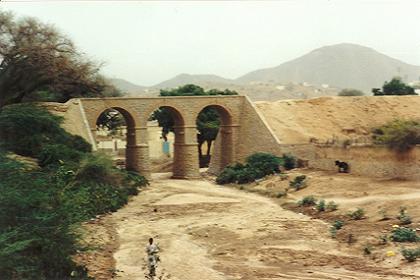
[153,73,235,89]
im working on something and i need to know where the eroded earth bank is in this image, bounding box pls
[81,173,419,280]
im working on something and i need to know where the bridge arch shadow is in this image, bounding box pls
[148,105,193,178]
[95,107,136,171]
[196,104,234,173]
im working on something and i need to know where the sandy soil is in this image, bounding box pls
[78,173,420,280]
[256,96,420,144]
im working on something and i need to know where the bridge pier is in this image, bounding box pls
[172,125,200,179]
[127,127,151,180]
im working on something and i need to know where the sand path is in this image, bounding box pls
[110,175,418,280]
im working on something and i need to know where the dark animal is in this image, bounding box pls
[335,160,349,173]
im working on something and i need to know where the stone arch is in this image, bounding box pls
[95,107,137,171]
[196,104,235,173]
[147,105,199,179]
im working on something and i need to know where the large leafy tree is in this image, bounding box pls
[0,11,119,108]
[372,77,416,96]
[151,84,237,165]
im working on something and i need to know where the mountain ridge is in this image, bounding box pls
[109,43,420,98]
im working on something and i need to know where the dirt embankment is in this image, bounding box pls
[255,96,420,144]
[79,173,419,280]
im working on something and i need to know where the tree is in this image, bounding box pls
[372,78,416,96]
[372,119,420,152]
[151,84,238,165]
[0,11,120,108]
[96,109,126,135]
[338,89,364,96]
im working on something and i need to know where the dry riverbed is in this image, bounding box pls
[78,173,419,279]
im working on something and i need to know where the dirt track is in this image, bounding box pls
[105,174,418,280]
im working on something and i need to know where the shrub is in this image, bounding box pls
[216,166,238,184]
[38,144,83,167]
[66,135,92,153]
[326,201,338,211]
[397,207,412,225]
[0,154,88,279]
[401,248,420,262]
[348,208,365,220]
[373,77,416,96]
[391,227,419,242]
[298,195,317,206]
[290,175,307,190]
[338,89,365,96]
[316,199,326,212]
[281,153,296,170]
[0,103,92,158]
[236,166,260,184]
[216,153,281,185]
[246,153,282,175]
[75,154,117,184]
[372,119,420,152]
[0,103,66,157]
[332,220,344,230]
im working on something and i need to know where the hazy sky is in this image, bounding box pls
[2,0,420,86]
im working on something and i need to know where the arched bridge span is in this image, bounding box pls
[60,95,281,179]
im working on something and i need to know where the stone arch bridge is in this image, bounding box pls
[49,95,281,179]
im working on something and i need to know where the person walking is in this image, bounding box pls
[146,237,160,278]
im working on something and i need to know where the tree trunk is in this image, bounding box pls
[198,142,203,158]
[206,140,213,156]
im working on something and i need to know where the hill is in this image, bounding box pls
[238,43,420,91]
[109,43,420,99]
[152,73,235,89]
[108,78,146,94]
[256,95,420,144]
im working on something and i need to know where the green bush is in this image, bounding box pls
[373,78,416,96]
[391,227,419,242]
[397,207,412,225]
[332,220,344,230]
[216,167,238,184]
[372,119,420,152]
[298,195,317,206]
[281,153,297,170]
[348,208,365,220]
[66,135,92,153]
[38,144,84,167]
[0,104,148,278]
[0,103,92,157]
[316,199,326,212]
[246,153,282,175]
[0,153,148,278]
[75,154,117,183]
[401,248,420,262]
[235,166,260,184]
[326,201,338,211]
[216,153,281,185]
[290,175,307,190]
[0,154,88,279]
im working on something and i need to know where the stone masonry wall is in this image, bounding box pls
[279,144,420,180]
